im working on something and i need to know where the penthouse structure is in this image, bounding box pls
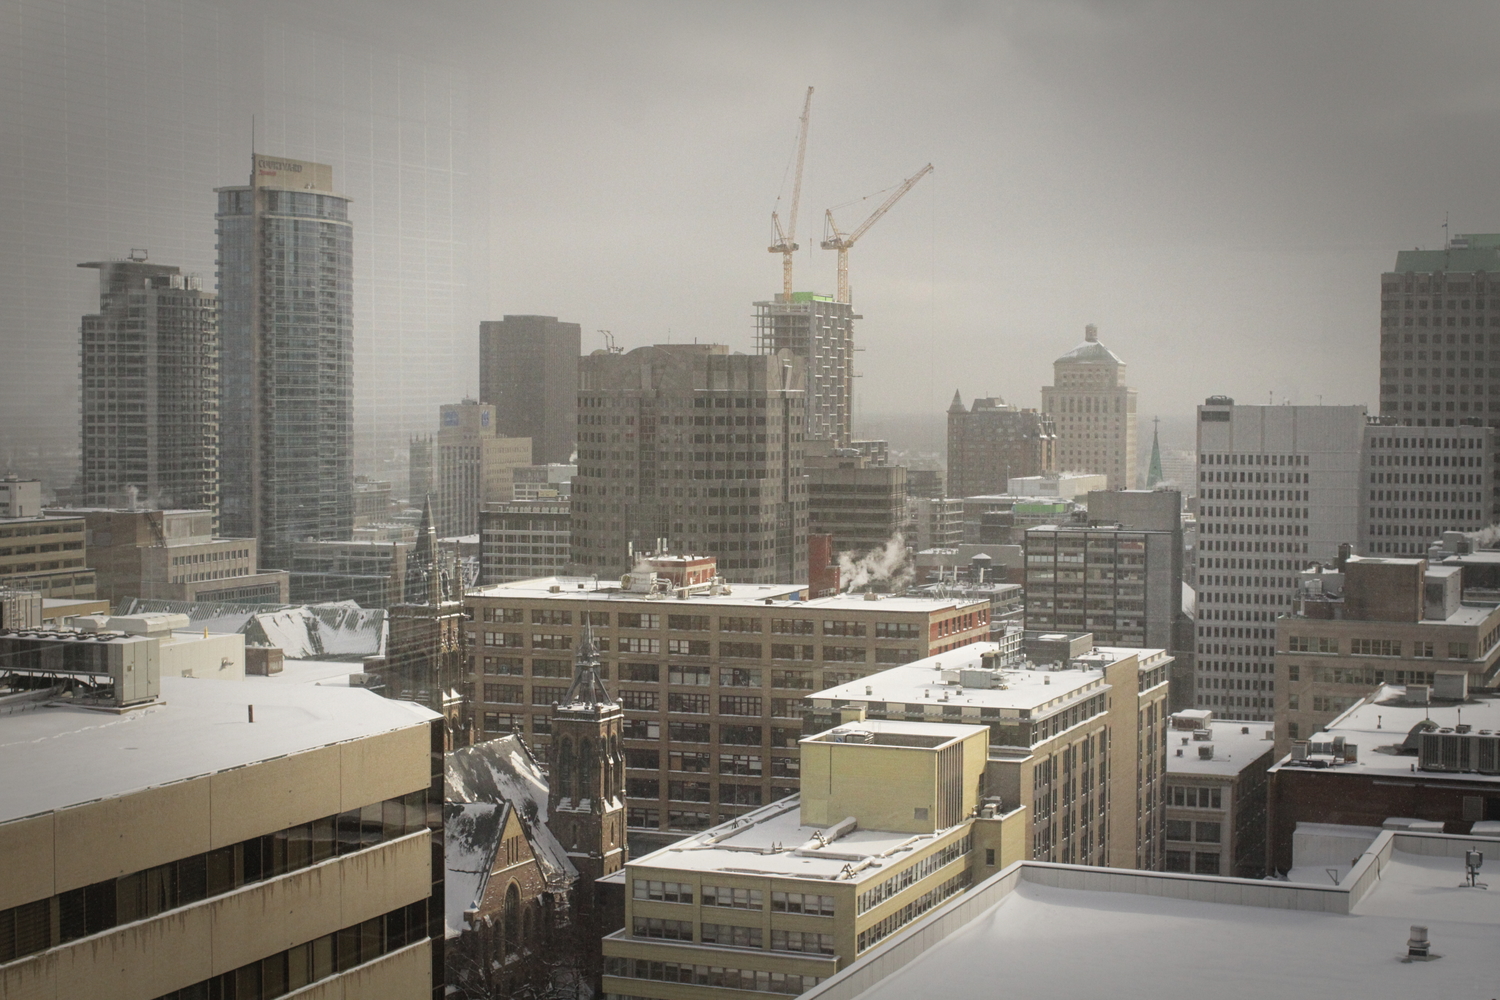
[572,344,808,583]
[1359,418,1493,556]
[1194,398,1366,723]
[464,562,991,837]
[602,719,1028,999]
[0,669,443,997]
[946,395,1056,501]
[754,292,856,446]
[216,156,354,568]
[1274,554,1500,751]
[806,635,1172,871]
[1040,324,1138,490]
[77,255,219,514]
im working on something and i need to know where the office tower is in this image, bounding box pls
[603,718,1019,1000]
[0,670,443,997]
[433,400,532,537]
[1024,491,1184,649]
[1359,419,1493,556]
[807,635,1172,870]
[77,256,219,514]
[409,434,434,503]
[479,315,581,466]
[1274,554,1500,752]
[1378,235,1500,518]
[572,344,808,584]
[1041,324,1138,489]
[478,500,571,584]
[1194,398,1366,723]
[946,393,1056,499]
[912,496,964,550]
[465,568,991,838]
[216,156,354,569]
[754,292,855,446]
[805,443,907,557]
[0,509,95,599]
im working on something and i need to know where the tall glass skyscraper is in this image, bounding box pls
[217,156,354,567]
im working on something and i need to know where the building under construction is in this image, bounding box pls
[754,292,855,447]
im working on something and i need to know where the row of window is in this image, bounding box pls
[855,870,972,952]
[604,958,824,995]
[856,834,973,914]
[1288,636,1470,658]
[476,606,933,638]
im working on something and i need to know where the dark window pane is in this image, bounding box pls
[310,817,335,864]
[287,942,312,991]
[360,803,384,849]
[336,927,361,971]
[336,810,362,855]
[178,854,208,906]
[206,846,236,896]
[285,823,312,873]
[14,899,51,957]
[58,888,86,942]
[312,934,335,981]
[261,950,288,998]
[85,880,116,935]
[383,798,404,840]
[115,872,144,924]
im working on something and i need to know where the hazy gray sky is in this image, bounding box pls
[7,0,1500,470]
[458,0,1500,429]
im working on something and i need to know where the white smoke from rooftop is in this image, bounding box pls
[839,534,912,593]
[1463,524,1500,549]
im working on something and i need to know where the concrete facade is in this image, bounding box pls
[754,293,856,447]
[1040,325,1137,490]
[1359,419,1493,556]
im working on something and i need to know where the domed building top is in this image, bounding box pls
[1056,323,1125,366]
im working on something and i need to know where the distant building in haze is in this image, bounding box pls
[1358,418,1493,556]
[78,256,219,514]
[432,400,531,537]
[215,156,354,569]
[754,292,855,446]
[946,394,1056,500]
[479,315,581,466]
[1041,324,1138,490]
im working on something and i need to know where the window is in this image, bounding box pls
[625,749,660,769]
[702,886,764,909]
[621,663,660,682]
[1448,641,1471,659]
[771,669,814,689]
[668,638,711,656]
[1350,638,1400,657]
[1165,819,1193,841]
[875,622,920,639]
[670,751,712,772]
[771,891,834,915]
[720,641,762,659]
[876,648,919,664]
[770,930,835,954]
[771,618,814,635]
[720,695,762,716]
[484,684,523,704]
[771,644,815,661]
[532,633,572,650]
[667,810,711,830]
[700,923,763,948]
[633,917,693,940]
[721,725,763,746]
[633,880,693,903]
[627,806,660,828]
[668,693,710,714]
[719,753,762,776]
[620,637,661,654]
[719,616,763,633]
[587,611,610,626]
[1195,822,1222,844]
[619,613,661,630]
[667,780,710,802]
[531,608,572,625]
[482,656,522,675]
[1288,636,1337,653]
[625,719,661,740]
[1194,852,1221,875]
[531,658,569,678]
[822,646,867,663]
[720,667,760,687]
[823,620,867,637]
[668,614,710,631]
[668,664,711,685]
[626,778,660,798]
[483,607,524,624]
[1413,641,1435,658]
[985,848,996,866]
[484,632,524,648]
[1164,850,1192,872]
[669,722,711,742]
[722,783,763,806]
[621,690,659,711]
[532,686,567,705]
[1286,664,1300,682]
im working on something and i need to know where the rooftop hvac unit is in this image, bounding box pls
[1419,731,1500,775]
[1198,745,1214,760]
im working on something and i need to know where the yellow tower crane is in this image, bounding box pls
[820,162,933,304]
[768,86,814,301]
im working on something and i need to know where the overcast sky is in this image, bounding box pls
[455,0,1500,432]
[8,0,1500,467]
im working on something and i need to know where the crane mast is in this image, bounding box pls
[768,86,814,301]
[820,162,932,304]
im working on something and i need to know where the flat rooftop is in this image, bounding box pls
[804,831,1500,1000]
[1270,684,1500,783]
[469,577,986,612]
[1166,720,1276,777]
[626,796,968,885]
[801,718,986,749]
[0,675,436,823]
[809,642,1168,718]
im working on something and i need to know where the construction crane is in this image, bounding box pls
[820,162,933,304]
[768,86,814,301]
[599,329,622,354]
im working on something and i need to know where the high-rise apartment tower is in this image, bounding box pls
[1193,399,1365,723]
[1041,324,1138,489]
[479,315,581,465]
[215,156,354,569]
[571,344,808,583]
[754,292,854,446]
[78,256,219,513]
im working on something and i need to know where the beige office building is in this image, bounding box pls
[465,560,992,837]
[602,719,1028,999]
[0,662,442,998]
[0,513,95,599]
[1041,325,1138,490]
[1162,710,1274,879]
[432,400,532,537]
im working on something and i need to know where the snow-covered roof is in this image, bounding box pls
[1166,721,1276,777]
[0,675,437,823]
[444,800,503,939]
[244,602,386,660]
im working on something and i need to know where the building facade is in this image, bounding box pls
[1359,418,1493,556]
[1162,710,1273,879]
[911,497,964,551]
[572,344,809,584]
[464,571,991,838]
[946,395,1056,501]
[1023,520,1180,649]
[216,156,354,569]
[1193,399,1366,723]
[754,292,855,446]
[479,315,581,466]
[432,400,532,537]
[478,501,571,585]
[806,636,1171,871]
[288,539,411,608]
[1040,325,1138,490]
[0,513,95,599]
[78,256,219,514]
[806,449,907,558]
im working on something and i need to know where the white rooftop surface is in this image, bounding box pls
[247,658,364,687]
[810,642,1151,714]
[1271,684,1500,783]
[816,841,1500,1000]
[0,675,437,823]
[629,797,962,885]
[470,576,984,611]
[1166,722,1276,777]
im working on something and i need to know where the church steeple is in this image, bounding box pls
[1147,417,1164,488]
[948,389,966,415]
